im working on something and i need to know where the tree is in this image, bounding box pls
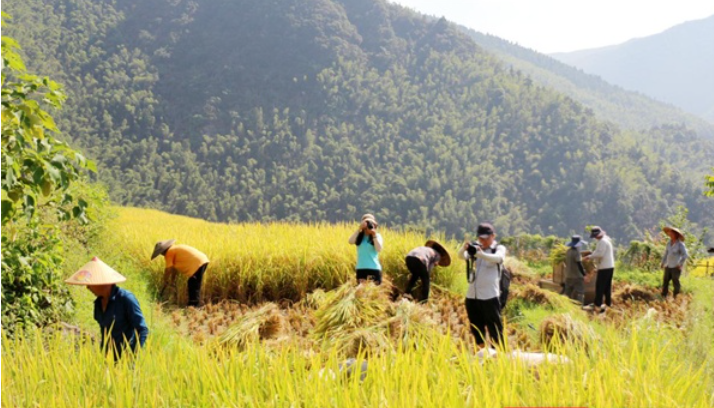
[1,13,96,333]
[706,168,714,197]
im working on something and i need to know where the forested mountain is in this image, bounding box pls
[461,28,714,138]
[552,15,714,123]
[4,0,713,241]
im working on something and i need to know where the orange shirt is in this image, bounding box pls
[165,244,209,277]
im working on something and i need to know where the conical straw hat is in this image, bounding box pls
[425,240,451,267]
[663,226,685,241]
[65,257,126,286]
[152,239,176,260]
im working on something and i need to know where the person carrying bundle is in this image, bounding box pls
[404,240,451,302]
[65,257,149,359]
[563,235,587,305]
[152,240,210,307]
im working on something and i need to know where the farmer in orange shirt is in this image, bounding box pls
[152,240,209,307]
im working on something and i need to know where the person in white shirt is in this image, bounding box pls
[660,226,688,299]
[582,226,614,313]
[457,223,507,348]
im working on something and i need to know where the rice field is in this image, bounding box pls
[109,207,466,305]
[3,207,714,407]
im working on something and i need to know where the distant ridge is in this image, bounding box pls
[457,25,714,138]
[552,15,714,124]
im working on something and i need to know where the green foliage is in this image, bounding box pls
[500,234,561,261]
[623,206,708,271]
[1,15,99,333]
[706,168,714,197]
[0,225,73,335]
[1,17,96,225]
[3,0,713,243]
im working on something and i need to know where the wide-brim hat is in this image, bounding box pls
[425,240,451,267]
[65,257,126,286]
[566,235,587,248]
[663,226,685,241]
[361,214,379,227]
[152,239,176,260]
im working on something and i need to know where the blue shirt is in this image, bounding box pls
[356,233,383,270]
[661,240,689,268]
[94,286,149,357]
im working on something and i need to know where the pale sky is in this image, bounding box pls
[390,0,714,53]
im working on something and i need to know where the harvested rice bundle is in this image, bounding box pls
[219,303,284,349]
[615,284,657,302]
[511,284,572,309]
[332,327,393,357]
[312,282,392,356]
[539,313,595,351]
[388,299,440,346]
[504,257,538,284]
[303,289,328,310]
[313,282,391,338]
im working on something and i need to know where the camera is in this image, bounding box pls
[366,221,374,230]
[466,241,481,256]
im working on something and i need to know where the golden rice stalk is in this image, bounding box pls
[504,257,537,282]
[388,299,440,346]
[333,326,393,357]
[511,284,573,310]
[219,303,284,349]
[313,282,391,339]
[539,313,595,351]
[302,289,328,309]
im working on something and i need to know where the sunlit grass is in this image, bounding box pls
[3,317,713,407]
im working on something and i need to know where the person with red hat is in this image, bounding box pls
[65,257,149,358]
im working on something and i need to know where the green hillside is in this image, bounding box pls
[4,0,713,241]
[463,29,714,138]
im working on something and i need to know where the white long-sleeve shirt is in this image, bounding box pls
[458,242,506,300]
[590,235,615,270]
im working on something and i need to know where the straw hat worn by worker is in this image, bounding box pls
[65,257,149,358]
[660,226,688,299]
[404,240,451,302]
[151,240,210,307]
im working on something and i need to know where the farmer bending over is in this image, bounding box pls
[152,240,209,307]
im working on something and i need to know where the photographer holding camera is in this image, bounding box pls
[458,223,507,349]
[348,214,384,285]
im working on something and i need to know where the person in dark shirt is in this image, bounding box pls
[563,235,587,305]
[404,240,451,302]
[66,257,149,358]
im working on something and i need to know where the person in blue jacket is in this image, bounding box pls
[66,257,149,359]
[348,214,384,285]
